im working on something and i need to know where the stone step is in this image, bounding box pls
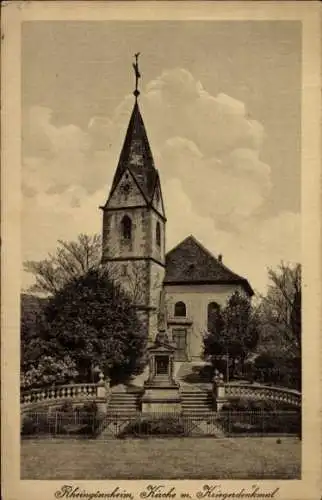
[109,397,139,400]
[109,394,141,399]
[182,402,212,406]
[181,398,213,404]
[182,408,213,412]
[181,395,211,400]
[182,402,213,406]
[181,398,212,404]
[106,411,139,415]
[109,398,139,402]
[107,392,142,413]
[182,407,213,410]
[109,398,138,401]
[109,402,139,406]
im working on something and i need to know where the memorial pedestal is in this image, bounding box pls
[142,332,181,414]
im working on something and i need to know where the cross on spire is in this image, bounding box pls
[132,52,141,99]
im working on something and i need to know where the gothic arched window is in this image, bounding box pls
[156,221,161,247]
[174,301,186,317]
[207,302,221,331]
[121,215,132,241]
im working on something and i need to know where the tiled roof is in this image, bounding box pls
[164,235,254,296]
[110,101,158,202]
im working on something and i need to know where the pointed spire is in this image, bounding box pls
[110,68,158,202]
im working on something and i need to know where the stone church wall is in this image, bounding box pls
[102,208,150,261]
[149,210,165,265]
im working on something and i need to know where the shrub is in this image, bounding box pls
[21,401,103,437]
[118,416,185,438]
[218,397,300,435]
[21,415,37,435]
[58,399,74,414]
[21,413,52,435]
[81,401,98,414]
[252,353,301,390]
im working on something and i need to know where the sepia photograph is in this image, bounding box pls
[1,3,320,495]
[19,19,303,481]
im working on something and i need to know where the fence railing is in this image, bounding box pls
[21,410,301,439]
[221,383,301,408]
[21,378,301,412]
[21,381,109,407]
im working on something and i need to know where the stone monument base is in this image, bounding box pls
[142,327,181,413]
[142,385,182,414]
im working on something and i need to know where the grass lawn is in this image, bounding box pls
[21,437,300,480]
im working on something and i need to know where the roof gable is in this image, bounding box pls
[164,235,254,296]
[106,168,147,208]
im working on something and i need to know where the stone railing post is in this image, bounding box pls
[213,371,227,411]
[96,372,109,416]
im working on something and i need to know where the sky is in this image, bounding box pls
[21,21,301,294]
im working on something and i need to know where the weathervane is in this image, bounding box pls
[132,52,141,99]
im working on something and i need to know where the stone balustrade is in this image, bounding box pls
[216,382,301,408]
[21,378,109,409]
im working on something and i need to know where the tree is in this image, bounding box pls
[21,355,79,390]
[259,262,301,357]
[203,291,259,380]
[24,233,102,295]
[254,262,301,390]
[25,268,147,386]
[252,352,301,390]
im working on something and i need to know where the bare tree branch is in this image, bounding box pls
[259,262,301,357]
[23,234,102,295]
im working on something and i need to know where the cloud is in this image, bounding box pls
[22,186,106,260]
[143,69,265,156]
[163,177,300,293]
[22,106,113,198]
[158,138,271,226]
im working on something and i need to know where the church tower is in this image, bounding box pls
[100,55,166,341]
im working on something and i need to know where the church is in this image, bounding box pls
[100,62,253,363]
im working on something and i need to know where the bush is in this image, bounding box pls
[21,415,37,435]
[218,397,300,435]
[252,353,301,390]
[58,399,74,414]
[21,401,103,437]
[21,413,53,435]
[80,401,98,414]
[118,416,185,438]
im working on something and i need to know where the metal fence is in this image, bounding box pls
[21,410,301,439]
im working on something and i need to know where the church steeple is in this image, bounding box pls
[101,55,166,342]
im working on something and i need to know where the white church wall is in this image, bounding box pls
[164,283,245,359]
